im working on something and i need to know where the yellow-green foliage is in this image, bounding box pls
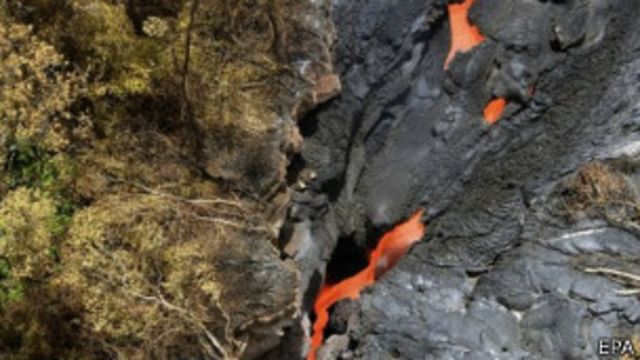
[11,0,169,98]
[0,188,57,279]
[0,19,83,154]
[0,0,304,358]
[179,0,284,133]
[65,0,166,97]
[58,194,230,357]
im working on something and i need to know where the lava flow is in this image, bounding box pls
[445,0,507,123]
[483,97,507,124]
[445,0,485,68]
[308,210,426,360]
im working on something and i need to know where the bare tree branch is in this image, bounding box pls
[584,267,640,297]
[584,267,640,283]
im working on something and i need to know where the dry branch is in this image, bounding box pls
[584,267,640,296]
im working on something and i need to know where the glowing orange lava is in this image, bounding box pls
[308,210,426,360]
[445,0,485,68]
[483,97,506,124]
[444,0,507,124]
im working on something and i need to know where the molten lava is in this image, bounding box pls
[483,97,507,124]
[308,210,426,360]
[445,0,508,124]
[445,0,485,68]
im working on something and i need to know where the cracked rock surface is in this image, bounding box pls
[291,0,640,358]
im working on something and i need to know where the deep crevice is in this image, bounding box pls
[323,235,369,285]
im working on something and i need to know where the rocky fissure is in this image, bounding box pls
[278,0,640,359]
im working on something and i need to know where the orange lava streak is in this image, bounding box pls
[445,0,485,68]
[483,97,506,124]
[308,210,426,360]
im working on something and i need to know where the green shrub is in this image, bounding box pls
[0,259,25,307]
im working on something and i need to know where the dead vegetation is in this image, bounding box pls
[563,162,631,215]
[583,267,640,296]
[563,162,640,299]
[561,161,640,234]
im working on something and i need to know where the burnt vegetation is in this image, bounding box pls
[562,161,640,233]
[560,161,640,300]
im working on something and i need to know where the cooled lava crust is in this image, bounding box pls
[282,0,640,359]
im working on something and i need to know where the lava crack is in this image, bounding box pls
[308,210,426,360]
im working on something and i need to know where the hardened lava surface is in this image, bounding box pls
[287,0,640,359]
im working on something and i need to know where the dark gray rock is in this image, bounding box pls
[288,0,640,359]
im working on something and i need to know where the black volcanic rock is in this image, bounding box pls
[295,0,640,359]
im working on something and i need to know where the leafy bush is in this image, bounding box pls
[58,194,248,358]
[0,18,85,154]
[0,188,57,280]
